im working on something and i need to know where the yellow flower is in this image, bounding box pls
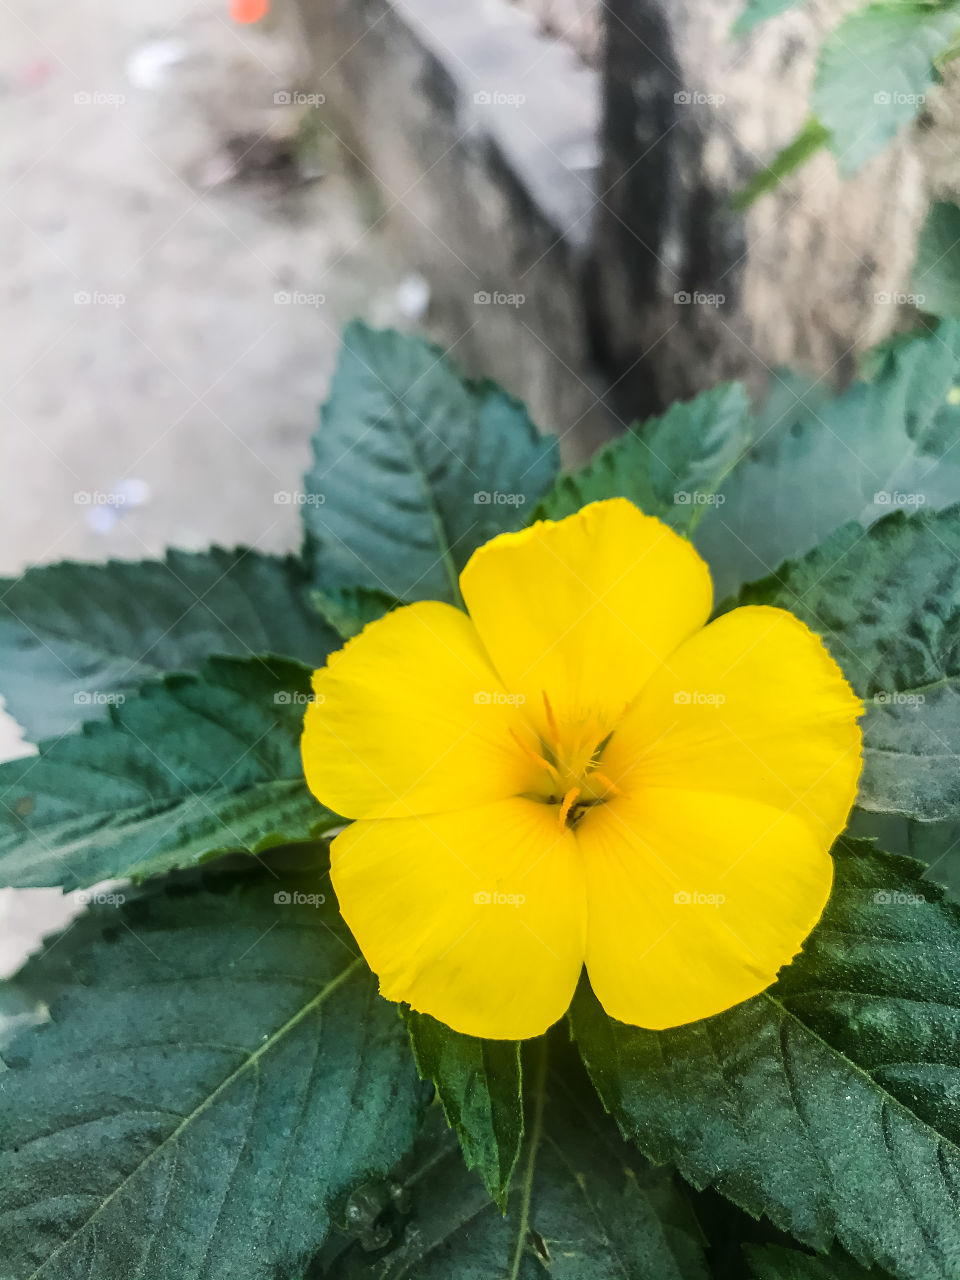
[302,499,862,1040]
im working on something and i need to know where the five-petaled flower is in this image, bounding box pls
[302,499,862,1039]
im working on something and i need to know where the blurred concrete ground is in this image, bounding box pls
[0,0,415,971]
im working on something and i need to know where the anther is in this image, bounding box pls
[558,785,580,829]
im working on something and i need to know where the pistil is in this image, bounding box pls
[517,692,625,828]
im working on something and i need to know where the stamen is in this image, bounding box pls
[558,785,580,829]
[591,771,623,797]
[510,728,561,786]
[541,690,560,744]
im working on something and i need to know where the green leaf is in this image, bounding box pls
[844,809,960,908]
[846,807,952,882]
[0,862,429,1280]
[812,3,960,175]
[745,1243,890,1279]
[0,548,336,742]
[537,383,753,534]
[913,201,960,317]
[731,0,804,38]
[302,322,559,606]
[402,1008,523,1211]
[904,815,960,897]
[0,654,331,889]
[732,117,831,209]
[736,504,960,821]
[331,1037,711,1280]
[570,840,960,1280]
[311,585,397,640]
[696,320,960,598]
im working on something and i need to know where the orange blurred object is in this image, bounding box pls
[230,0,269,22]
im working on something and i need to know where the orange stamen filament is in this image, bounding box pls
[541,689,560,744]
[510,728,561,787]
[591,771,623,797]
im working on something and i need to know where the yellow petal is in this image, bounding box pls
[577,790,834,1028]
[302,602,531,820]
[459,499,713,738]
[575,603,861,1029]
[331,799,586,1039]
[601,605,863,839]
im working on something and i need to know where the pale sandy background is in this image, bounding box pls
[1,0,420,972]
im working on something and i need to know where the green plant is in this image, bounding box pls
[733,1,960,214]
[2,321,960,1278]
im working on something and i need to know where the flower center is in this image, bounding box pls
[514,692,623,828]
